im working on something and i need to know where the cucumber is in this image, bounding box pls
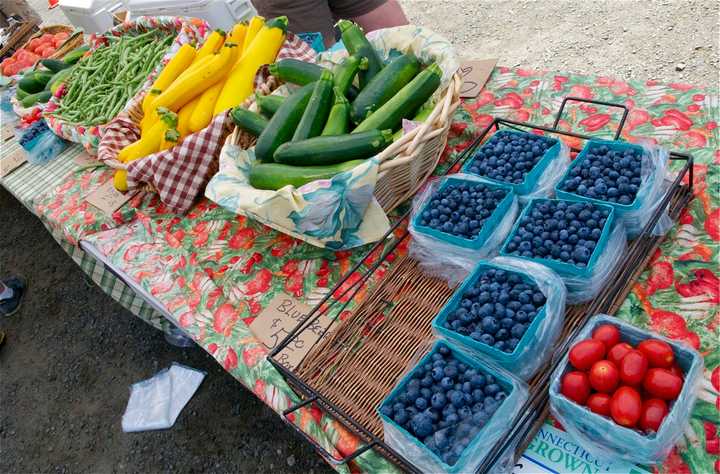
[62,45,89,65]
[40,58,71,73]
[21,90,52,107]
[350,53,420,123]
[274,129,393,166]
[332,55,366,99]
[255,82,315,163]
[336,20,383,88]
[46,68,73,93]
[292,70,334,142]
[231,107,269,136]
[249,160,367,190]
[268,59,326,86]
[321,88,350,136]
[256,94,285,118]
[354,63,442,134]
[18,71,54,94]
[16,88,29,100]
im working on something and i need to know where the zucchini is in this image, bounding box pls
[231,107,269,136]
[46,68,73,93]
[16,88,29,100]
[268,59,326,86]
[18,71,54,94]
[336,20,383,88]
[21,90,52,108]
[274,129,393,166]
[332,55,366,99]
[354,63,442,134]
[249,160,367,190]
[292,70,334,141]
[392,100,435,141]
[256,94,285,118]
[40,58,71,73]
[62,45,90,65]
[350,53,420,123]
[321,88,350,136]
[255,82,315,163]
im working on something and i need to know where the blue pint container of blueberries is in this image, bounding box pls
[549,315,703,464]
[411,176,516,252]
[499,198,617,280]
[462,130,561,196]
[378,340,527,473]
[432,260,565,380]
[555,139,656,238]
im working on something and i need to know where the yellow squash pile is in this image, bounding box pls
[113,15,288,191]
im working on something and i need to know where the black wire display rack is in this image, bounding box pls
[268,96,695,473]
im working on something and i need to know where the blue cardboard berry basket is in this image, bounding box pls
[461,130,561,196]
[377,340,527,473]
[431,259,565,380]
[549,314,703,464]
[555,139,657,236]
[410,176,516,251]
[498,198,617,280]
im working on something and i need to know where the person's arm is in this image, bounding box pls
[351,0,408,33]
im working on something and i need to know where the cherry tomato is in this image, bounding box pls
[592,324,621,350]
[610,386,642,427]
[668,363,684,379]
[587,393,612,416]
[589,360,620,393]
[644,368,683,400]
[607,342,634,367]
[639,398,668,432]
[569,339,606,370]
[638,339,675,368]
[619,350,648,386]
[561,371,591,405]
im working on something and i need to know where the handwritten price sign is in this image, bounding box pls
[458,59,498,99]
[0,148,27,179]
[86,179,136,214]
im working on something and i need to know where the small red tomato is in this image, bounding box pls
[589,360,620,393]
[639,398,669,432]
[607,342,634,367]
[638,339,675,368]
[569,339,606,370]
[620,350,649,386]
[707,439,720,455]
[644,368,683,400]
[610,386,642,427]
[561,371,592,405]
[592,324,621,350]
[587,393,612,416]
[668,363,684,379]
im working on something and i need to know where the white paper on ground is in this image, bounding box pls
[122,363,206,432]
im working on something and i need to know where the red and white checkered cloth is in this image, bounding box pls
[96,33,318,214]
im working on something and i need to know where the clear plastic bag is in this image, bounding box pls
[18,119,68,165]
[562,220,627,303]
[555,139,672,239]
[122,363,206,432]
[409,174,520,286]
[432,257,567,380]
[549,314,703,465]
[377,339,529,473]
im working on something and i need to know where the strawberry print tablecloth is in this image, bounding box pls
[28,66,720,473]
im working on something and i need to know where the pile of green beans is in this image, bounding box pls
[49,30,175,126]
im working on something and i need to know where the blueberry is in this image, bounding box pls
[484,383,500,396]
[410,413,434,438]
[440,377,454,389]
[380,405,393,417]
[431,392,447,409]
[394,408,408,425]
[511,323,527,339]
[449,390,465,408]
[470,374,486,389]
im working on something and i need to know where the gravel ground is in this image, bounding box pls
[3,1,718,473]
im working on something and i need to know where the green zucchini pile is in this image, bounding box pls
[230,20,442,191]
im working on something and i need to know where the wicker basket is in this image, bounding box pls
[226,72,462,213]
[0,21,38,60]
[20,24,83,60]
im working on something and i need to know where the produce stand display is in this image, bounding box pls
[1,17,718,474]
[266,100,697,471]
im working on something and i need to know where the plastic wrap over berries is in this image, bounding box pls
[377,340,529,473]
[556,140,672,238]
[462,130,571,200]
[432,257,567,380]
[548,315,703,464]
[409,174,520,286]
